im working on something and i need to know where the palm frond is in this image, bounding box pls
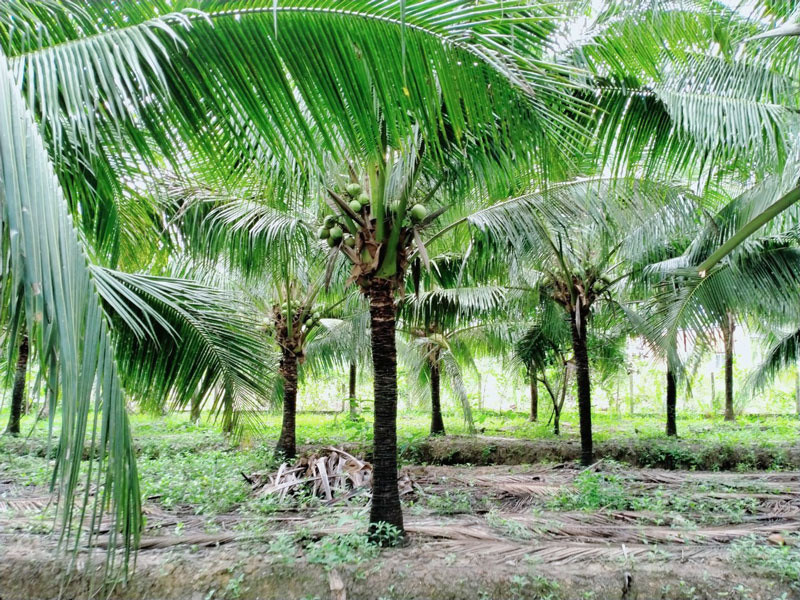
[91,266,277,437]
[0,47,140,577]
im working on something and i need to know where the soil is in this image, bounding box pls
[1,461,799,600]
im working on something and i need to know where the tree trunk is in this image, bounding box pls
[723,312,735,422]
[367,278,404,539]
[190,395,202,423]
[666,367,677,437]
[570,306,593,466]
[529,371,538,422]
[6,334,29,436]
[275,346,299,458]
[348,361,358,418]
[430,350,445,435]
[628,370,634,416]
[795,358,800,417]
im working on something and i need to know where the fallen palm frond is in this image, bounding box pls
[249,447,413,502]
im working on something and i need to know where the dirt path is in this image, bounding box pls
[2,464,799,599]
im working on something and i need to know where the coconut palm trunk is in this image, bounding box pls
[570,306,593,466]
[190,395,202,424]
[348,361,358,418]
[723,312,735,422]
[367,278,404,536]
[5,333,29,436]
[529,371,538,422]
[429,348,445,436]
[666,367,677,436]
[795,359,800,417]
[276,346,299,458]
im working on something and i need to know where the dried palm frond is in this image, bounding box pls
[249,447,413,502]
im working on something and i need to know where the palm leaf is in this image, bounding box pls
[0,47,140,578]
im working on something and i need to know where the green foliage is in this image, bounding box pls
[730,535,800,587]
[137,449,264,514]
[425,490,473,515]
[303,533,380,568]
[550,469,759,525]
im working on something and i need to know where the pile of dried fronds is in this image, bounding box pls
[247,447,413,503]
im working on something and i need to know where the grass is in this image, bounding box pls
[548,467,760,525]
[1,408,798,522]
[730,535,800,588]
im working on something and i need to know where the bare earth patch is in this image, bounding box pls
[1,463,799,599]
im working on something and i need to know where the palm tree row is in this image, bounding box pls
[3,0,800,573]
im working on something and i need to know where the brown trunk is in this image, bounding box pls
[666,367,677,437]
[795,358,800,417]
[275,346,298,458]
[628,370,635,416]
[6,334,29,436]
[430,349,444,436]
[723,312,735,422]
[570,306,593,466]
[348,361,358,418]
[529,371,538,422]
[190,395,201,423]
[367,278,404,539]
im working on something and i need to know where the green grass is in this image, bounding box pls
[2,407,798,520]
[730,535,800,587]
[549,468,759,525]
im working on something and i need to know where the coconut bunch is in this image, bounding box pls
[317,182,429,249]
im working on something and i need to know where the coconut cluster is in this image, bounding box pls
[318,181,429,247]
[280,303,321,328]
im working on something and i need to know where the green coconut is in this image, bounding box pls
[323,215,336,228]
[358,193,371,207]
[327,236,337,247]
[348,199,362,213]
[344,235,356,247]
[305,319,313,327]
[317,226,330,239]
[346,182,362,197]
[410,203,428,222]
[313,311,321,320]
[329,225,344,241]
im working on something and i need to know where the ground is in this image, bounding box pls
[1,411,799,599]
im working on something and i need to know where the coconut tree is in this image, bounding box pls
[4,326,29,435]
[161,177,356,457]
[643,170,800,423]
[304,306,373,419]
[513,300,572,435]
[461,178,696,464]
[398,283,506,436]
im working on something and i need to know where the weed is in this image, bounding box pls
[486,510,533,541]
[425,490,473,515]
[304,533,379,568]
[729,535,800,586]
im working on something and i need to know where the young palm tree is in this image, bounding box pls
[162,177,354,457]
[463,178,696,464]
[398,284,505,436]
[513,300,573,435]
[643,170,800,423]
